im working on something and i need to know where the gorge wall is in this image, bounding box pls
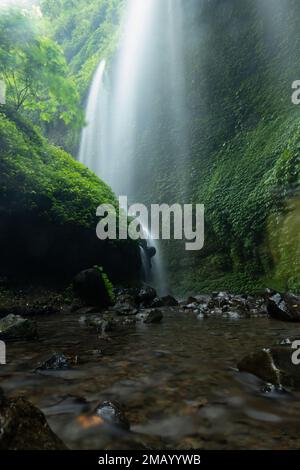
[43,0,300,294]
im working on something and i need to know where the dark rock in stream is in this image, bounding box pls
[79,315,115,334]
[266,290,300,322]
[73,268,112,308]
[238,345,300,389]
[135,285,157,306]
[137,309,163,324]
[0,314,37,341]
[36,352,72,371]
[150,297,164,308]
[94,401,130,430]
[161,295,178,307]
[149,294,178,308]
[0,391,67,450]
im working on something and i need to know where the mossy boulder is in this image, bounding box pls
[73,267,114,308]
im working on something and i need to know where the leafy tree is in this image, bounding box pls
[0,9,83,127]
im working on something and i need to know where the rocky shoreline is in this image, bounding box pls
[1,272,300,450]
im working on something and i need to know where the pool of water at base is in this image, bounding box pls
[1,309,300,450]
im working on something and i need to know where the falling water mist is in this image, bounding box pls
[79,0,190,295]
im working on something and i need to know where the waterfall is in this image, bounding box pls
[79,0,189,295]
[79,59,107,175]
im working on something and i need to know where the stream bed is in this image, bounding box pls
[1,309,300,450]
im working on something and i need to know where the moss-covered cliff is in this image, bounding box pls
[0,108,140,285]
[129,0,300,293]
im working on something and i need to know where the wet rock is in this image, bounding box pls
[73,268,112,308]
[135,285,157,306]
[261,383,289,397]
[186,296,198,305]
[266,290,300,322]
[0,394,67,450]
[80,315,115,334]
[114,290,137,309]
[185,302,199,310]
[238,346,300,389]
[161,295,178,307]
[150,297,164,308]
[0,314,37,341]
[117,317,136,327]
[94,400,130,430]
[137,309,163,324]
[74,306,99,316]
[113,303,138,316]
[36,352,72,371]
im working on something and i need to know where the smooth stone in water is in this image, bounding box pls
[94,400,130,430]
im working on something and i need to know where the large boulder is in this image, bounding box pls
[238,345,300,389]
[73,268,112,308]
[0,392,66,450]
[266,290,300,322]
[0,314,37,341]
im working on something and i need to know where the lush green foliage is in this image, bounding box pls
[94,265,115,302]
[0,8,83,128]
[40,0,124,96]
[127,0,300,293]
[0,107,117,228]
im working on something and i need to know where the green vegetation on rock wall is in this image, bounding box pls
[0,108,140,284]
[129,0,300,294]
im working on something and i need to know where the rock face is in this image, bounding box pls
[238,345,300,389]
[73,268,112,308]
[0,314,37,341]
[0,392,66,450]
[266,290,300,322]
[94,401,130,430]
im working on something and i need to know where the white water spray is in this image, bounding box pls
[79,0,188,295]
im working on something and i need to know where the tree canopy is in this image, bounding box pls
[0,8,83,128]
